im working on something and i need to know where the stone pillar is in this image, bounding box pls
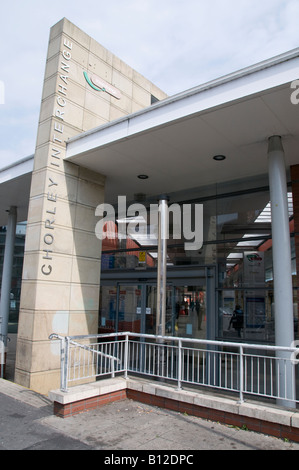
[15,19,106,393]
[15,18,167,394]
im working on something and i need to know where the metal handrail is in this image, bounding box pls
[55,331,298,353]
[49,332,299,406]
[49,333,121,391]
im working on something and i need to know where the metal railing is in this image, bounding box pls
[0,334,10,379]
[0,335,5,379]
[49,332,299,407]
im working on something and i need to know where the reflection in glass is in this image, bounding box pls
[99,179,297,345]
[0,223,26,333]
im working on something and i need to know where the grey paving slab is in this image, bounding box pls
[42,399,299,451]
[0,391,92,450]
[1,378,299,451]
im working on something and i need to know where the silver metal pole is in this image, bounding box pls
[0,206,17,377]
[62,336,69,392]
[268,136,295,408]
[238,345,244,404]
[177,339,182,390]
[156,196,168,337]
[124,333,129,379]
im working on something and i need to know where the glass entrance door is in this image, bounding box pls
[145,285,173,336]
[99,274,210,340]
[99,284,142,334]
[118,284,142,333]
[143,284,206,339]
[173,284,206,340]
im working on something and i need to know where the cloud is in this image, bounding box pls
[0,0,298,165]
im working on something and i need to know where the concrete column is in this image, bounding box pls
[268,135,295,407]
[156,195,168,337]
[290,165,299,330]
[0,206,17,377]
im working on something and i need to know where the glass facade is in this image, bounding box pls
[0,223,26,333]
[99,282,207,340]
[0,176,297,345]
[100,175,297,344]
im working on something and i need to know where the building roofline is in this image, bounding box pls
[0,154,34,174]
[67,46,299,146]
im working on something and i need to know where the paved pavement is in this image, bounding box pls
[1,378,299,452]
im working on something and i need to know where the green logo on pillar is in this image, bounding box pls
[83,71,121,100]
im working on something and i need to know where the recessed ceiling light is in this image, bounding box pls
[213,155,226,161]
[138,174,149,179]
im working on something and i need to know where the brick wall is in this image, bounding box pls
[52,385,299,442]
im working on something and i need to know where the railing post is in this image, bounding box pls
[111,359,115,378]
[0,335,4,379]
[238,345,244,404]
[124,333,129,379]
[111,341,115,378]
[177,339,182,390]
[49,332,298,408]
[61,336,69,393]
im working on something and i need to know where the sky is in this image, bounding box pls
[0,0,298,168]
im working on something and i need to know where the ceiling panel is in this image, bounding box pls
[0,174,32,225]
[200,95,290,146]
